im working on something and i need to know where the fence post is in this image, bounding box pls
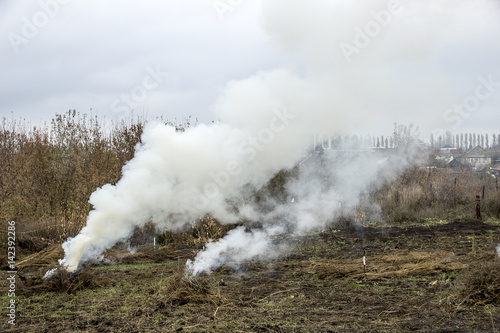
[476,195,481,220]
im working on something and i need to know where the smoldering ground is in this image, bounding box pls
[54,0,500,275]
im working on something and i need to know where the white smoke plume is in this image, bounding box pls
[185,144,418,276]
[58,0,500,274]
[186,225,286,276]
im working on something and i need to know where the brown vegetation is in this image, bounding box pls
[1,111,498,248]
[375,166,500,223]
[1,110,143,243]
[454,259,500,306]
[3,220,500,332]
[1,112,500,331]
[154,268,226,307]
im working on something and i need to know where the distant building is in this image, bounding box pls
[435,145,461,156]
[433,146,461,166]
[458,146,491,170]
[491,160,500,176]
[489,145,500,162]
[447,158,466,170]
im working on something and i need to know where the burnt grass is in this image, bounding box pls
[3,220,500,332]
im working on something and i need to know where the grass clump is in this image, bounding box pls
[454,259,500,306]
[28,266,105,294]
[154,268,225,307]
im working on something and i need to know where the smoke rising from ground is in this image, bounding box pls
[186,225,287,277]
[186,142,420,276]
[58,0,500,274]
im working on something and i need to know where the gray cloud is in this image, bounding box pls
[1,0,284,123]
[1,0,499,136]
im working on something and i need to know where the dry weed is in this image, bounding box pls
[154,268,225,306]
[454,260,500,306]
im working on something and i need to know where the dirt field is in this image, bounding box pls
[2,219,500,332]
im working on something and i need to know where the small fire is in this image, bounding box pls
[65,274,75,285]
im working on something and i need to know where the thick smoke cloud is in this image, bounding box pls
[186,143,418,276]
[58,0,500,274]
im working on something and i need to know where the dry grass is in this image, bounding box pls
[312,250,469,280]
[16,244,64,272]
[156,216,237,249]
[5,220,500,332]
[0,111,143,243]
[375,167,500,223]
[1,111,498,250]
[154,268,226,307]
[454,259,500,306]
[38,266,102,293]
[0,111,194,245]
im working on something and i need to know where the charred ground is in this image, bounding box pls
[2,219,500,332]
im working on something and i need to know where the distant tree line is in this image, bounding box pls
[315,123,420,150]
[314,125,499,155]
[430,132,500,150]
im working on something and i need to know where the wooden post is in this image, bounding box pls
[482,185,485,200]
[363,249,366,274]
[476,195,481,220]
[472,233,475,253]
[430,183,433,204]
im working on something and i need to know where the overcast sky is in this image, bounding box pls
[1,1,287,124]
[1,0,499,138]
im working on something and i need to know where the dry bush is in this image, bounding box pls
[45,266,94,292]
[454,259,500,306]
[30,266,104,294]
[0,111,136,243]
[127,222,157,247]
[158,216,236,249]
[483,193,500,218]
[374,167,499,223]
[0,111,195,245]
[190,216,234,247]
[1,110,498,248]
[157,230,199,249]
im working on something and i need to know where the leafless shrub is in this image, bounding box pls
[0,111,196,245]
[454,260,500,306]
[374,167,499,223]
